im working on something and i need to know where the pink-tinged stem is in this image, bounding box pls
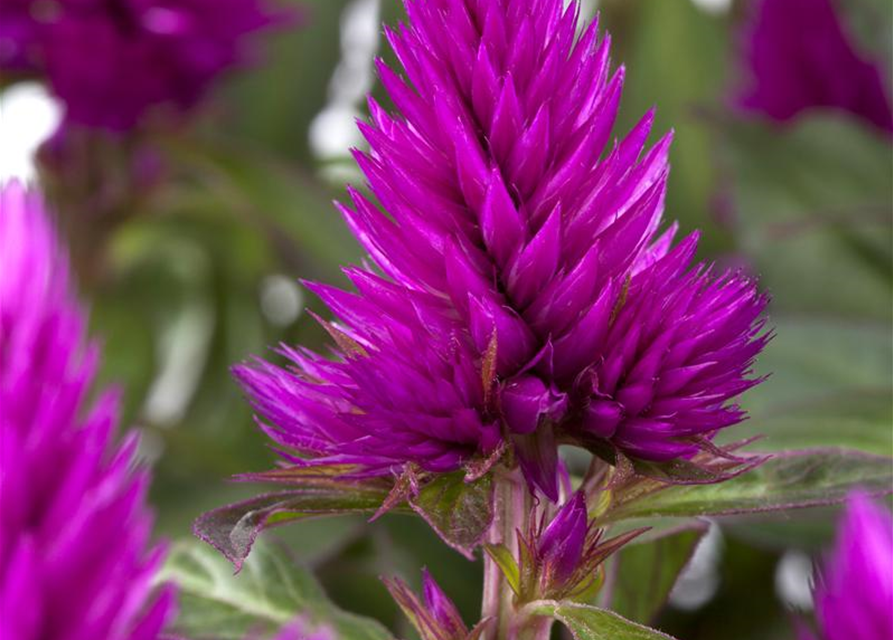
[482,467,553,640]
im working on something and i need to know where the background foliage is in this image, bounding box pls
[15,0,890,638]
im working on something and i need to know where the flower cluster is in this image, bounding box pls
[0,183,175,638]
[0,0,288,129]
[801,492,893,640]
[237,0,769,501]
[737,0,893,133]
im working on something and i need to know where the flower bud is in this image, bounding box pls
[486,490,648,603]
[537,492,588,588]
[422,568,467,639]
[384,570,471,640]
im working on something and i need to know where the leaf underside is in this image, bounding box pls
[603,448,893,522]
[157,540,394,640]
[193,486,391,569]
[530,601,679,639]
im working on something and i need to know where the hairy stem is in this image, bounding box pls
[482,467,553,640]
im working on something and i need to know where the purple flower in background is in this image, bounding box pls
[244,617,336,640]
[238,0,768,501]
[0,182,175,638]
[272,621,335,640]
[737,0,893,133]
[0,0,289,130]
[802,492,893,640]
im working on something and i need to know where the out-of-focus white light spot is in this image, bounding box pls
[340,0,380,70]
[776,550,815,611]
[0,82,61,181]
[690,0,732,14]
[260,274,304,327]
[136,428,166,465]
[310,105,364,160]
[567,0,598,16]
[669,521,724,611]
[309,0,380,165]
[143,302,214,426]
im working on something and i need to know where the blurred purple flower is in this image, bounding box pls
[803,492,893,640]
[0,0,290,130]
[238,0,768,501]
[737,0,893,133]
[0,182,175,639]
[244,617,336,640]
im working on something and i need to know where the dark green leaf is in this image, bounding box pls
[603,448,893,521]
[158,540,393,640]
[409,471,494,559]
[604,522,708,624]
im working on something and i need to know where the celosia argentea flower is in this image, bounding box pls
[800,492,893,640]
[0,0,288,130]
[0,183,175,638]
[737,0,893,133]
[237,0,769,501]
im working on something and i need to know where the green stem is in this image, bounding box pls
[481,467,553,640]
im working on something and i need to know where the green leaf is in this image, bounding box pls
[529,602,679,639]
[603,448,893,522]
[194,486,390,569]
[409,471,494,559]
[158,540,394,640]
[733,316,893,456]
[725,116,893,320]
[483,543,522,596]
[604,522,708,624]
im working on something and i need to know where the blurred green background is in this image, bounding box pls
[9,0,889,638]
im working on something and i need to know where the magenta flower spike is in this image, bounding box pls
[0,0,290,130]
[237,0,769,501]
[737,0,893,133]
[0,182,175,639]
[804,492,893,640]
